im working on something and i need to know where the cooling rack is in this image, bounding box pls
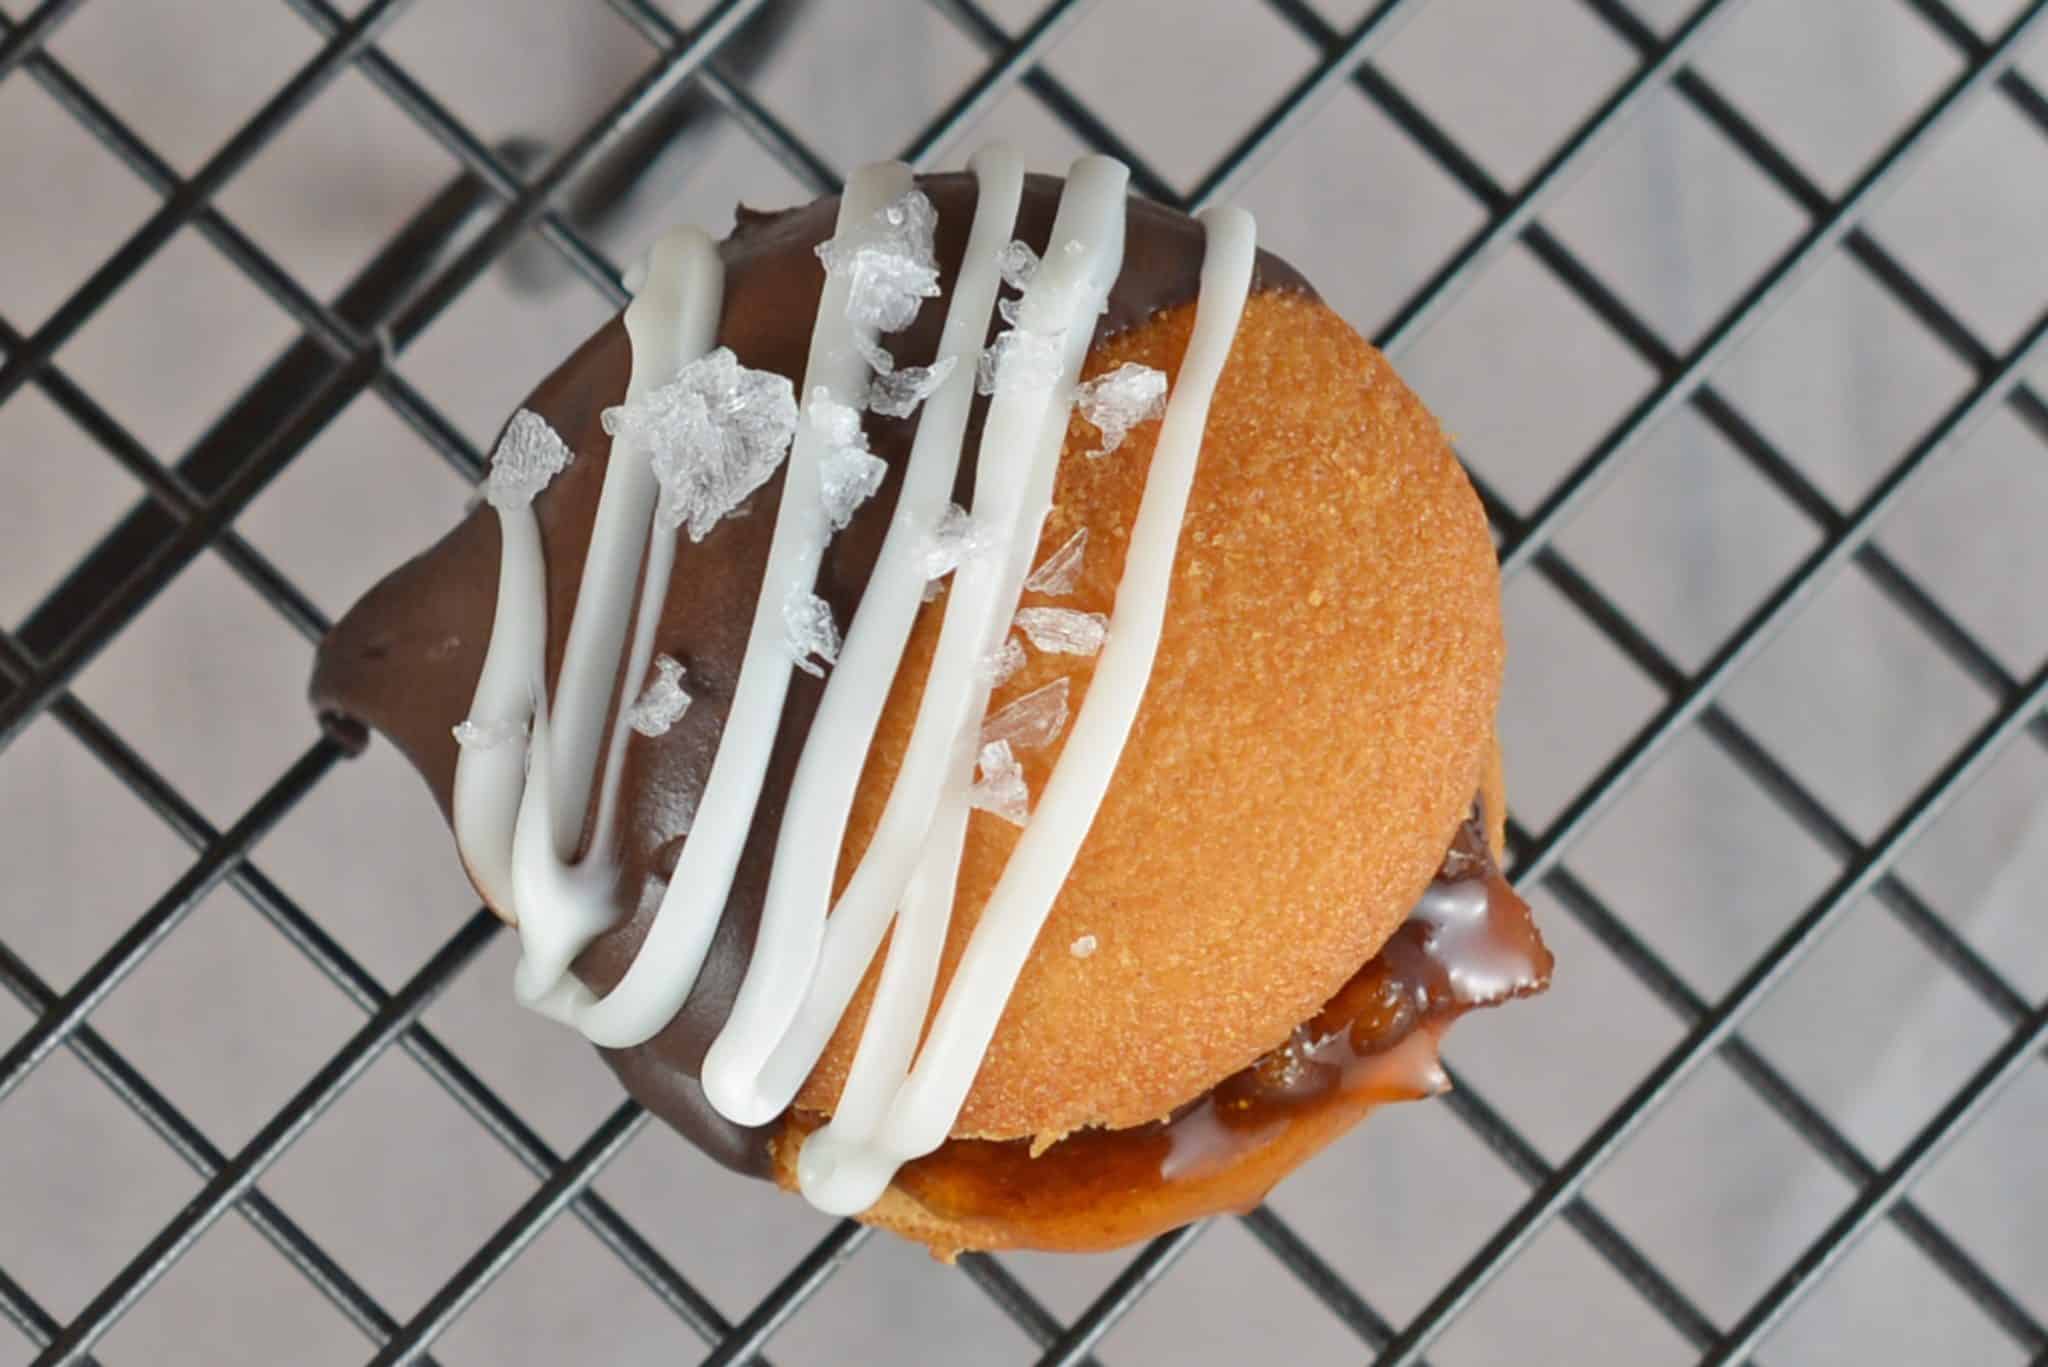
[1,0,2045,1362]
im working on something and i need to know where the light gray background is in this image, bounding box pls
[2,0,2045,1363]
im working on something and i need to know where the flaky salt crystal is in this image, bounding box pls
[453,717,528,749]
[919,502,985,581]
[996,295,1024,329]
[806,387,862,447]
[976,328,1065,397]
[981,677,1069,751]
[983,634,1026,685]
[627,655,692,738]
[1069,934,1098,959]
[815,189,941,344]
[603,347,798,541]
[808,392,886,532]
[482,409,573,510]
[1075,361,1168,457]
[1024,527,1087,595]
[856,333,897,377]
[882,188,938,239]
[867,356,956,419]
[969,739,1030,827]
[880,190,938,262]
[1014,606,1107,656]
[997,239,1038,294]
[784,589,841,678]
[820,446,887,531]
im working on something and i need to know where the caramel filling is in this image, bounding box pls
[790,808,1549,1251]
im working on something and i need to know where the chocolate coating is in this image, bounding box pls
[312,174,1311,1173]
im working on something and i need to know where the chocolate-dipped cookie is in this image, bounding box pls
[312,147,1550,1257]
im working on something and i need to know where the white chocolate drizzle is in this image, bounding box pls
[453,146,1258,1213]
[700,143,1027,1123]
[799,205,1256,1213]
[454,225,724,1024]
[745,155,1135,1141]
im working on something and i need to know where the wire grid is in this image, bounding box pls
[0,0,2044,1362]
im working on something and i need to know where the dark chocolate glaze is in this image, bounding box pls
[311,173,1317,1177]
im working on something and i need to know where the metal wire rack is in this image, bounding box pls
[1,0,2044,1362]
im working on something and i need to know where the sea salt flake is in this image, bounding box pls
[976,328,1065,397]
[969,739,1030,827]
[602,347,798,540]
[815,189,941,341]
[784,589,841,677]
[997,239,1038,293]
[820,446,887,531]
[881,188,939,250]
[1024,527,1088,595]
[482,409,573,510]
[983,634,1026,685]
[453,717,528,749]
[806,388,863,446]
[919,502,987,581]
[627,655,692,738]
[996,295,1024,329]
[867,356,956,419]
[1075,362,1168,457]
[1070,934,1098,959]
[981,677,1069,751]
[1014,606,1107,656]
[808,392,886,531]
[855,333,896,377]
